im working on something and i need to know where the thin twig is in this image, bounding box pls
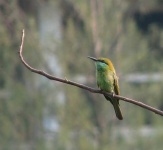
[18,29,163,117]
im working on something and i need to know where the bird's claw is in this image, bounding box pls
[65,77,69,82]
[111,92,115,98]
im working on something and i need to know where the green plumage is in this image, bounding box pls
[88,56,123,120]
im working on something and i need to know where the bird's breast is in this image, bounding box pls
[96,70,114,92]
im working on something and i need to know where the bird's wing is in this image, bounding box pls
[113,74,120,95]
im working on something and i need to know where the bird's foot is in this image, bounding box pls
[111,92,115,98]
[101,90,115,98]
[100,89,103,92]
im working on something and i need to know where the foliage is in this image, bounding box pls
[0,0,45,149]
[1,0,163,150]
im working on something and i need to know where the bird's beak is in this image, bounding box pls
[87,56,97,61]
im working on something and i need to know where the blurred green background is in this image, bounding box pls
[1,0,163,149]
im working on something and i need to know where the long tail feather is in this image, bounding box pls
[104,95,123,120]
[112,101,123,120]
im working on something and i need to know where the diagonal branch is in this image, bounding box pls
[18,29,163,117]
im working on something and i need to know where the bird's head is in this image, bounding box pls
[88,56,115,72]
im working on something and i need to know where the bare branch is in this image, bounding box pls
[18,30,163,117]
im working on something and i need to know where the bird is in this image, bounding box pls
[88,56,123,120]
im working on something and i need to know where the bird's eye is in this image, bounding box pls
[100,60,108,65]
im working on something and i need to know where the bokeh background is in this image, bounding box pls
[1,0,163,149]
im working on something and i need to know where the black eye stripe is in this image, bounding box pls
[100,60,108,65]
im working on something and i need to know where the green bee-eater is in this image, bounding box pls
[88,56,123,120]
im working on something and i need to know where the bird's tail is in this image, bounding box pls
[104,95,123,120]
[112,100,123,120]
